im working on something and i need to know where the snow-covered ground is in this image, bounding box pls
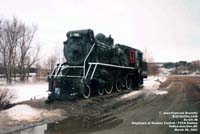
[0,83,48,103]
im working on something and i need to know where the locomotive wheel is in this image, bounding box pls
[115,81,123,92]
[82,85,91,99]
[105,82,114,94]
[125,75,133,90]
[97,88,104,96]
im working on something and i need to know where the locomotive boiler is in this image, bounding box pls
[47,29,147,101]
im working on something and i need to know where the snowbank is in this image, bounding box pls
[143,76,168,96]
[143,76,167,90]
[7,104,43,121]
[5,104,63,122]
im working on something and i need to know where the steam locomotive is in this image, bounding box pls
[47,29,147,101]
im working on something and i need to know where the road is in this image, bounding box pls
[91,76,200,134]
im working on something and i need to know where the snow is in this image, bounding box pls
[120,75,168,99]
[18,124,47,134]
[1,83,48,103]
[4,104,63,122]
[120,91,143,99]
[6,104,43,121]
[142,75,168,96]
[143,76,166,89]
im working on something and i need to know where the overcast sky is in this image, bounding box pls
[0,0,199,62]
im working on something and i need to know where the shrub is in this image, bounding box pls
[0,88,15,110]
[147,63,160,76]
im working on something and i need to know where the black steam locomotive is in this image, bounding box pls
[47,29,147,101]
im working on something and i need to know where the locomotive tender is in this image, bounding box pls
[47,29,147,101]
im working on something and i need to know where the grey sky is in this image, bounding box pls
[0,0,199,62]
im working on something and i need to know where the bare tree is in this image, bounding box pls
[0,17,40,83]
[17,24,39,82]
[143,48,160,76]
[43,46,64,74]
[43,53,58,74]
[0,17,22,83]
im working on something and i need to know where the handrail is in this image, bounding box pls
[48,75,82,78]
[83,43,96,77]
[62,66,84,68]
[54,64,62,77]
[90,64,97,79]
[95,41,112,48]
[85,64,92,79]
[89,62,135,70]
